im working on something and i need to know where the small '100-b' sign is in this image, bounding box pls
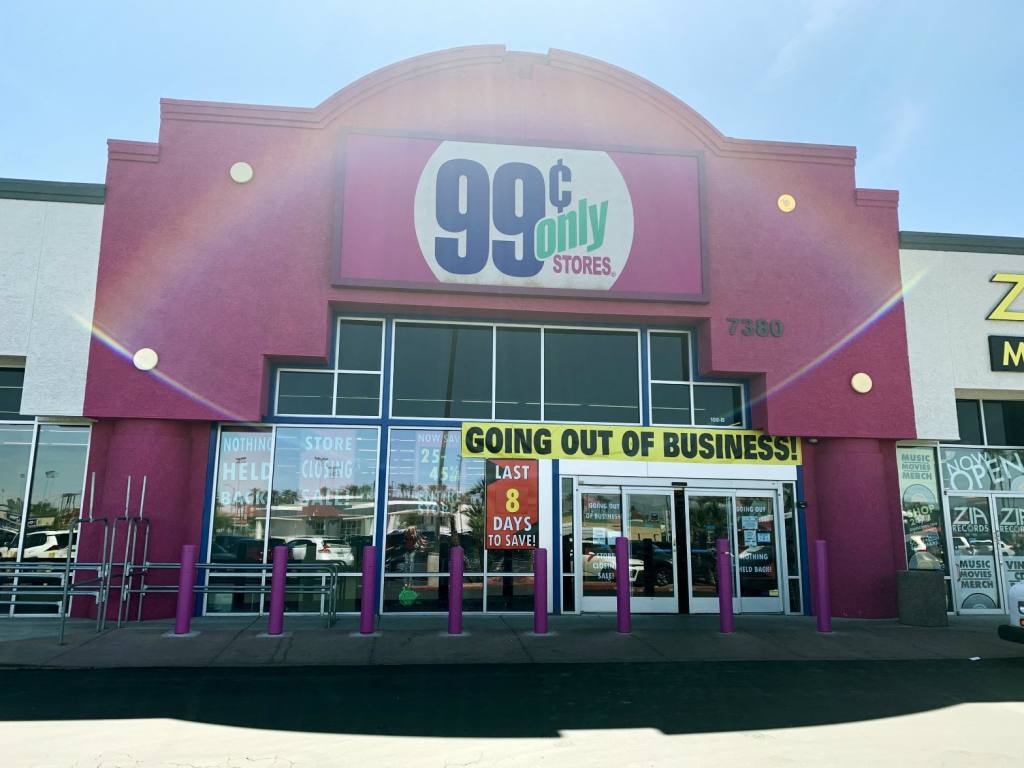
[989,335,1024,371]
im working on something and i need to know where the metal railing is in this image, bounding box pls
[0,471,114,643]
[118,560,342,628]
[1,472,344,642]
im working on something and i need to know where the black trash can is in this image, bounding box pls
[897,569,948,627]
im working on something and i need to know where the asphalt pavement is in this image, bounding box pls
[2,658,1023,767]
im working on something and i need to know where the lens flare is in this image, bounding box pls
[72,312,250,421]
[751,267,927,408]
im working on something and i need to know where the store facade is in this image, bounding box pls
[899,232,1024,615]
[4,47,925,621]
[0,179,104,614]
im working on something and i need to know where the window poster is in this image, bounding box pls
[949,497,1001,610]
[938,446,1024,493]
[898,446,946,571]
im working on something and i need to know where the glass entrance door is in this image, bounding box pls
[734,494,782,612]
[578,487,624,612]
[994,497,1024,605]
[684,494,736,614]
[576,486,678,613]
[624,489,676,612]
[684,490,784,614]
[948,494,1024,613]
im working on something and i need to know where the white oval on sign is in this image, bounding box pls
[414,141,634,291]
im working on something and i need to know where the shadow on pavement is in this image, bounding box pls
[2,659,1023,737]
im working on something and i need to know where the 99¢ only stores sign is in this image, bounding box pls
[485,459,539,549]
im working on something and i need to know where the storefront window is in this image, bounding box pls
[268,426,377,612]
[544,329,639,423]
[0,424,33,560]
[207,425,378,614]
[954,400,983,445]
[953,398,1024,447]
[273,318,384,418]
[650,332,691,381]
[22,425,90,551]
[939,445,1024,492]
[495,327,541,421]
[384,429,483,610]
[13,425,90,614]
[0,368,29,421]
[277,371,333,416]
[782,482,802,613]
[982,401,1024,447]
[337,319,383,372]
[392,323,492,419]
[383,428,533,612]
[693,384,743,427]
[335,319,383,417]
[898,446,947,568]
[649,333,745,427]
[561,476,574,612]
[651,383,691,425]
[208,426,273,613]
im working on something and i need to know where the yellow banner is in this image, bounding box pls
[462,423,801,465]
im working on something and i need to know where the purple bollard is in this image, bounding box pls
[267,545,287,636]
[534,547,548,634]
[615,537,631,633]
[814,539,832,633]
[359,545,378,634]
[716,538,735,634]
[448,546,464,635]
[174,544,197,635]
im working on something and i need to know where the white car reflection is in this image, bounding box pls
[285,537,355,565]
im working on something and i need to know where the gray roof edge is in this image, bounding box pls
[900,231,1024,255]
[0,178,105,205]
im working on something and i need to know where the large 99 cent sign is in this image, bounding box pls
[336,133,705,300]
[414,142,633,291]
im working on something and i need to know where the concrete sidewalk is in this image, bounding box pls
[1,613,1018,668]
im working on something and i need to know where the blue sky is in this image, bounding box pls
[1,1,1021,235]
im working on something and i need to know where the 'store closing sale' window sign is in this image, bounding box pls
[485,459,538,549]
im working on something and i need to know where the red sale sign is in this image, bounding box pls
[485,459,539,550]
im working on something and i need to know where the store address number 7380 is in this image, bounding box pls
[726,318,784,338]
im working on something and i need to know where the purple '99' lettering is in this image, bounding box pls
[491,162,545,277]
[435,158,489,275]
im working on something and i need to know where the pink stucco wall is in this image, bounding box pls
[81,46,916,619]
[85,46,914,441]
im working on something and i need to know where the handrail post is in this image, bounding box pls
[534,547,548,634]
[174,544,197,635]
[716,538,734,634]
[267,545,287,636]
[615,537,631,633]
[814,539,832,633]
[448,546,464,635]
[359,545,378,634]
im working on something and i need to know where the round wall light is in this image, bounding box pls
[133,348,159,371]
[777,193,796,213]
[229,161,254,184]
[850,372,873,394]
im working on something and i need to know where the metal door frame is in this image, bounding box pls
[683,485,786,615]
[575,485,624,613]
[622,487,678,613]
[733,490,783,613]
[945,491,1024,614]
